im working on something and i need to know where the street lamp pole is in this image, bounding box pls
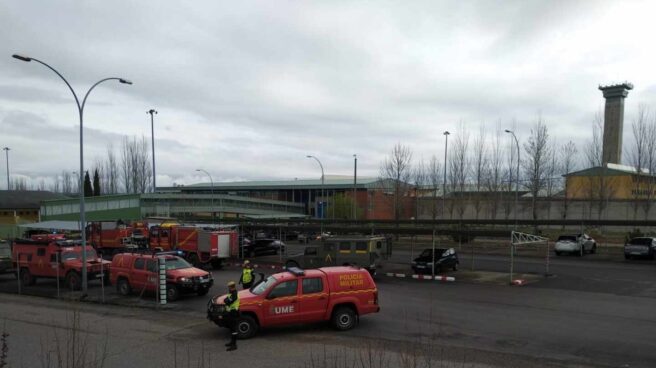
[307,155,325,234]
[3,147,9,190]
[505,130,520,230]
[196,169,215,222]
[352,154,357,220]
[13,54,132,295]
[148,109,157,192]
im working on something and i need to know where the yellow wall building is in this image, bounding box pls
[565,164,656,200]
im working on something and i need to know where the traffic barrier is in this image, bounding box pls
[511,279,526,286]
[224,262,283,270]
[386,273,455,282]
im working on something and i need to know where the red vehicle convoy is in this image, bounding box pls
[207,267,380,338]
[110,253,214,301]
[12,239,111,290]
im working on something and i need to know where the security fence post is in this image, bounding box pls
[159,256,167,306]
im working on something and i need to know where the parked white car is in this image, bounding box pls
[554,234,596,256]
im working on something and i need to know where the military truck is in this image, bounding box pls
[283,236,390,275]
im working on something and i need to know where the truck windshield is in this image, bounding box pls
[0,246,9,257]
[251,275,278,295]
[557,236,577,242]
[62,249,98,261]
[165,257,192,270]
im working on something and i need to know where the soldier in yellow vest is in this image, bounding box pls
[239,260,254,290]
[224,281,240,351]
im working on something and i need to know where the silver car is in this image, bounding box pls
[624,237,656,260]
[554,234,596,256]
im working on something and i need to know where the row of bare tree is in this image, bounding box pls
[11,136,153,196]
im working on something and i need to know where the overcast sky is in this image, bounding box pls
[2,0,656,189]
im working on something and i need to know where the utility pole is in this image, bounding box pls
[352,154,357,220]
[505,130,520,230]
[148,109,158,192]
[3,147,9,190]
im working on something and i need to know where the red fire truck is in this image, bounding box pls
[148,225,237,269]
[87,221,148,254]
[12,238,111,290]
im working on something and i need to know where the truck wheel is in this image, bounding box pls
[20,268,35,286]
[332,306,356,331]
[117,278,132,296]
[591,244,597,254]
[285,260,299,269]
[66,271,81,291]
[555,251,561,256]
[211,259,223,270]
[188,254,201,268]
[166,284,180,301]
[236,315,258,339]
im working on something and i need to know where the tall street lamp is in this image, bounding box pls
[3,147,9,190]
[505,129,520,230]
[148,109,157,192]
[352,154,357,220]
[13,54,132,295]
[306,155,325,234]
[442,131,450,220]
[196,169,215,222]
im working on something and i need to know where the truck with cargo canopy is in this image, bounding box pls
[283,235,391,275]
[147,225,237,269]
[11,238,111,290]
[206,266,380,339]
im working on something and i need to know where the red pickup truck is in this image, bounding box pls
[207,266,380,339]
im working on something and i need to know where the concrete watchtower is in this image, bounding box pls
[599,82,633,165]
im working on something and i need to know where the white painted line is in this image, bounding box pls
[394,273,406,278]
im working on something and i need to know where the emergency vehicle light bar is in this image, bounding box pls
[286,267,305,276]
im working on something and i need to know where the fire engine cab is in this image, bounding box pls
[207,266,380,339]
[12,238,111,290]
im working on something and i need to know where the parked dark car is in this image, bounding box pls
[411,248,459,274]
[242,238,286,258]
[624,237,656,260]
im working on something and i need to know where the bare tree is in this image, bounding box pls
[426,155,442,221]
[121,136,153,194]
[523,117,551,230]
[484,123,504,220]
[544,142,559,219]
[412,158,428,220]
[559,140,578,221]
[628,105,649,220]
[448,123,470,220]
[642,113,656,219]
[379,143,413,227]
[584,112,616,220]
[472,124,488,219]
[61,171,74,195]
[105,143,119,194]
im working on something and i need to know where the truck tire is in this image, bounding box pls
[211,259,223,270]
[236,315,258,339]
[66,271,82,291]
[188,254,201,268]
[591,244,597,254]
[332,306,356,331]
[20,268,35,286]
[117,278,132,296]
[166,284,180,301]
[285,260,299,269]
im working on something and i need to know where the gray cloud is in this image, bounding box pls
[1,0,655,188]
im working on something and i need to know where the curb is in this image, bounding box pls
[385,273,455,282]
[224,262,283,270]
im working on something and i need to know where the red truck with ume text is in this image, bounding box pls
[206,266,379,339]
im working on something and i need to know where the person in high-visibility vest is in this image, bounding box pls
[224,281,240,351]
[239,260,254,290]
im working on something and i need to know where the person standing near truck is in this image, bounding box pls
[239,260,253,290]
[224,281,240,351]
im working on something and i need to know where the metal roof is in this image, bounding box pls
[0,191,68,209]
[18,220,81,231]
[563,164,653,178]
[160,176,383,191]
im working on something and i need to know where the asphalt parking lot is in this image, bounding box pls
[1,243,655,367]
